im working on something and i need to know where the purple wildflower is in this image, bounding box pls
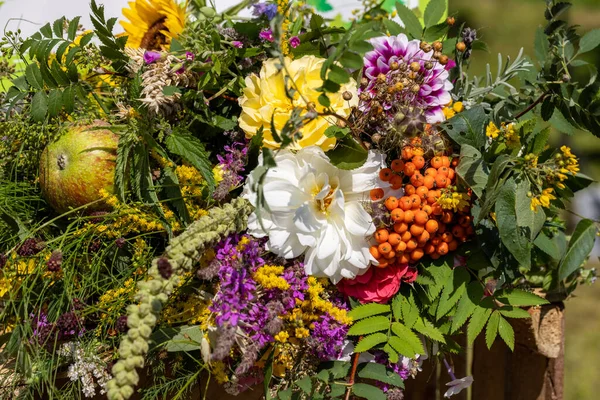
[115,237,126,248]
[17,238,44,256]
[232,41,244,48]
[185,51,195,61]
[47,250,62,272]
[373,351,413,392]
[361,34,453,123]
[214,141,249,201]
[157,257,173,279]
[308,314,349,360]
[143,50,162,64]
[116,315,128,333]
[259,29,274,42]
[289,36,300,48]
[252,2,278,20]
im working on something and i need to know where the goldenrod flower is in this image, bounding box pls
[238,56,358,150]
[452,101,464,113]
[120,0,186,50]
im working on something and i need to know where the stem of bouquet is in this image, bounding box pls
[344,349,362,400]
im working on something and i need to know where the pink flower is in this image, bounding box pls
[232,41,244,48]
[337,263,417,304]
[289,36,300,48]
[185,51,195,61]
[143,50,162,64]
[259,29,274,42]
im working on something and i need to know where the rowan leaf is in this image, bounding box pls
[348,303,391,321]
[354,333,388,353]
[347,316,390,336]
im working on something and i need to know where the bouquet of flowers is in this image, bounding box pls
[0,0,598,399]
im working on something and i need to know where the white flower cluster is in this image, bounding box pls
[59,342,112,398]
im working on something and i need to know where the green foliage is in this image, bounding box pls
[348,303,391,320]
[165,129,216,193]
[325,136,368,170]
[557,219,598,280]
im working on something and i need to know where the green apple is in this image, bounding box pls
[39,121,119,214]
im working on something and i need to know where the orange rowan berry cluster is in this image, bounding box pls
[369,146,474,266]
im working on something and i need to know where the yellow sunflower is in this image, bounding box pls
[120,0,186,50]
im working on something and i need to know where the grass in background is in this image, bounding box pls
[450,1,600,399]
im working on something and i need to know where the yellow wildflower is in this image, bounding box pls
[274,330,290,343]
[253,265,290,290]
[211,361,229,384]
[437,191,470,212]
[452,101,464,113]
[539,188,556,208]
[504,123,520,148]
[442,107,456,119]
[486,122,500,139]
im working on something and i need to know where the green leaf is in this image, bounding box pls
[558,219,597,280]
[485,311,500,349]
[339,52,363,70]
[277,388,292,400]
[437,267,470,320]
[441,105,488,150]
[388,336,418,358]
[68,17,81,41]
[295,376,312,394]
[115,140,131,202]
[383,343,399,364]
[495,178,532,270]
[498,306,531,319]
[495,289,549,306]
[47,89,63,117]
[401,294,419,328]
[324,125,350,139]
[424,0,446,28]
[163,85,182,96]
[383,19,403,36]
[413,318,445,343]
[165,325,203,352]
[347,315,390,336]
[52,17,65,37]
[391,322,424,354]
[31,91,48,122]
[395,2,423,39]
[325,136,368,170]
[40,23,53,38]
[318,93,331,107]
[165,130,216,193]
[350,40,374,54]
[456,145,488,199]
[534,231,564,260]
[451,282,484,333]
[264,345,275,400]
[579,29,600,54]
[352,383,386,400]
[358,363,405,388]
[497,315,514,350]
[354,333,388,353]
[25,63,44,90]
[549,108,578,135]
[392,295,402,322]
[79,32,94,47]
[423,22,449,42]
[327,64,350,84]
[534,27,549,63]
[348,303,391,320]
[162,166,191,226]
[467,306,492,345]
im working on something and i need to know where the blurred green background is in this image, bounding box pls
[450,1,600,399]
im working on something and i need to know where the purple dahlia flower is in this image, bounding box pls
[361,34,453,123]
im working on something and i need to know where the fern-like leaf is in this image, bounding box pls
[347,315,390,336]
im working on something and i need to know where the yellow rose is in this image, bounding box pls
[238,55,358,150]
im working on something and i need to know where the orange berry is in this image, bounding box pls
[394,222,409,234]
[437,166,450,177]
[447,168,455,181]
[424,243,436,254]
[390,174,403,190]
[451,157,459,167]
[438,223,447,234]
[385,197,399,211]
[395,241,407,252]
[422,204,433,215]
[404,185,416,196]
[441,156,450,167]
[413,147,424,157]
[425,219,439,233]
[406,239,418,251]
[426,190,438,204]
[466,225,475,236]
[399,196,412,211]
[430,253,441,260]
[399,253,411,264]
[376,259,389,268]
[452,225,466,239]
[448,240,459,251]
[411,248,424,261]
[384,250,396,259]
[409,194,422,208]
[441,211,453,224]
[379,168,393,181]
[416,186,429,199]
[459,215,472,228]
[404,162,416,177]
[431,236,442,246]
[404,210,415,223]
[391,208,405,223]
[437,242,449,255]
[431,156,443,169]
[417,230,430,245]
[401,231,412,242]
[391,159,405,172]
[435,174,448,188]
[401,146,414,160]
[375,228,389,243]
[410,224,425,237]
[369,246,381,259]
[432,204,443,215]
[370,188,385,201]
[378,242,392,254]
[412,155,425,169]
[388,233,401,246]
[410,173,425,187]
[414,210,429,225]
[425,167,438,177]
[441,232,454,243]
[423,175,435,190]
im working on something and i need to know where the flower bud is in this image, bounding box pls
[342,91,353,101]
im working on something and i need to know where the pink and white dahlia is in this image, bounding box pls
[361,34,453,123]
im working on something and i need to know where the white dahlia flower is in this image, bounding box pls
[242,146,388,283]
